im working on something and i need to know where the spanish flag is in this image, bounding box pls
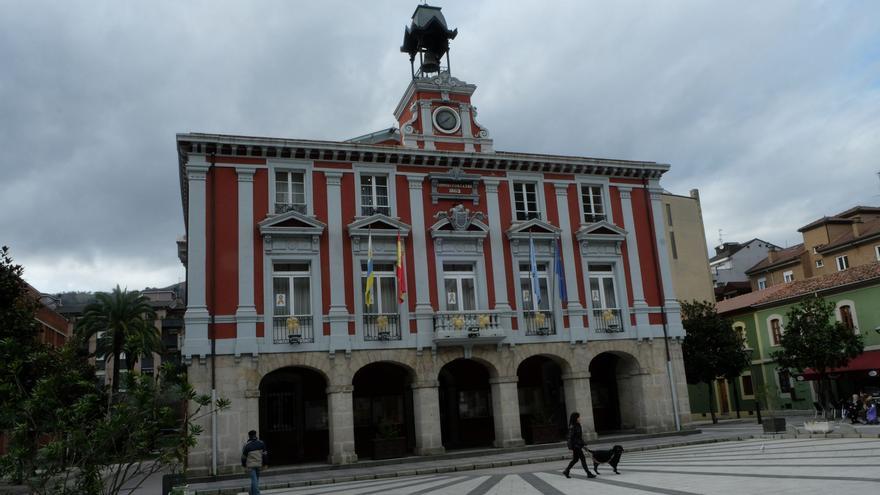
[397,232,407,303]
[364,232,375,307]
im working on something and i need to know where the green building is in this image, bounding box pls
[687,262,880,420]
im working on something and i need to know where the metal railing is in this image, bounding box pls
[363,313,402,341]
[433,311,500,336]
[275,203,307,215]
[273,315,315,344]
[592,308,624,333]
[522,310,555,336]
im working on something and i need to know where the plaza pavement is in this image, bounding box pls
[178,416,880,495]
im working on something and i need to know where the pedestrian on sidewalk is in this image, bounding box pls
[241,430,267,495]
[563,412,596,479]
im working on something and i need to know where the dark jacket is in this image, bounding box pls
[566,423,585,450]
[241,438,267,468]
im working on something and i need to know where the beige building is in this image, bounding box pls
[747,206,880,290]
[662,190,714,303]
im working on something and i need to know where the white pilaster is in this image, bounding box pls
[554,183,586,343]
[183,159,211,359]
[458,103,475,152]
[235,167,259,357]
[484,178,513,333]
[325,171,351,355]
[649,186,683,338]
[419,101,435,151]
[408,176,434,351]
[618,186,650,339]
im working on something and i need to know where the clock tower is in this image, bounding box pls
[394,4,493,153]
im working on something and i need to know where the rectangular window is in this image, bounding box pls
[580,185,606,223]
[513,181,540,221]
[665,203,673,226]
[519,263,550,311]
[362,262,400,340]
[275,170,307,214]
[360,174,390,216]
[443,263,477,311]
[783,270,794,283]
[757,278,767,290]
[836,255,849,271]
[588,264,618,310]
[875,245,880,261]
[272,263,313,343]
[778,370,792,394]
[839,305,855,331]
[669,231,678,260]
[741,374,754,397]
[815,259,824,268]
[770,318,782,346]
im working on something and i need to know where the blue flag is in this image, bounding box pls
[554,238,567,303]
[529,236,541,310]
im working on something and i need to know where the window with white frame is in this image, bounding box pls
[518,262,550,311]
[359,173,390,216]
[588,264,618,310]
[361,262,398,316]
[273,263,313,342]
[442,263,478,311]
[783,270,794,283]
[580,185,606,223]
[836,255,849,271]
[512,181,540,221]
[734,324,750,349]
[815,259,824,268]
[875,245,880,261]
[757,277,767,290]
[275,170,307,214]
[838,304,856,332]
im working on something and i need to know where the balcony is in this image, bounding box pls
[273,315,315,344]
[433,310,506,345]
[363,313,402,341]
[592,308,624,333]
[522,310,555,336]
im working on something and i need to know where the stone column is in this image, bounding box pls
[235,167,259,356]
[326,385,357,464]
[483,178,512,331]
[325,171,351,355]
[562,372,596,440]
[408,176,435,351]
[489,376,524,448]
[649,186,684,338]
[554,183,586,343]
[618,186,650,339]
[411,380,445,455]
[183,159,211,359]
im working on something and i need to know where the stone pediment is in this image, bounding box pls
[506,218,561,240]
[575,221,627,242]
[259,210,326,237]
[430,204,489,239]
[348,214,411,239]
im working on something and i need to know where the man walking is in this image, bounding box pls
[241,430,267,495]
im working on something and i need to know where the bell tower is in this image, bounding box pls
[394,5,493,153]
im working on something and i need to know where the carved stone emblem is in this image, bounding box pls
[436,204,485,231]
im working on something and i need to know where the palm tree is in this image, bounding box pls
[76,285,158,394]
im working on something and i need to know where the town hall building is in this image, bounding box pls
[178,5,691,475]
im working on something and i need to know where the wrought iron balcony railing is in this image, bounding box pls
[274,203,308,215]
[522,310,555,336]
[273,315,315,344]
[363,313,402,341]
[592,308,624,333]
[433,311,501,336]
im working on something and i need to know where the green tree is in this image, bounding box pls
[771,296,863,412]
[76,286,158,393]
[681,300,751,424]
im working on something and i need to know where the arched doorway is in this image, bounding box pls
[439,359,495,449]
[258,367,328,465]
[517,356,567,444]
[588,352,642,434]
[352,362,415,460]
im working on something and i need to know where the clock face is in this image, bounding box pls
[432,107,461,133]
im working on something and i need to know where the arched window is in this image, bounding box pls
[839,305,854,331]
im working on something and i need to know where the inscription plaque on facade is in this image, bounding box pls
[428,166,482,205]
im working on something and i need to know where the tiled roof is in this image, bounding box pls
[797,216,852,233]
[816,217,880,254]
[744,244,805,274]
[757,261,880,306]
[716,284,786,314]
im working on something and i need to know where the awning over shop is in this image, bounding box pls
[801,350,880,380]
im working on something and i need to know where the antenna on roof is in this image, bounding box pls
[718,229,724,245]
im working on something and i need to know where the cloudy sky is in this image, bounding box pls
[2,0,879,294]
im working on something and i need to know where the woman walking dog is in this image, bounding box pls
[562,412,596,479]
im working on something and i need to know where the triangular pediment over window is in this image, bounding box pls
[506,218,561,241]
[430,205,489,239]
[347,214,411,239]
[575,220,627,242]
[259,209,326,237]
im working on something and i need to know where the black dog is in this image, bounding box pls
[585,445,624,474]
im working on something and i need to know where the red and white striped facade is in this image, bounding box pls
[177,73,684,360]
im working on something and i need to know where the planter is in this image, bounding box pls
[530,424,562,445]
[762,417,786,433]
[804,420,834,434]
[372,437,407,460]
